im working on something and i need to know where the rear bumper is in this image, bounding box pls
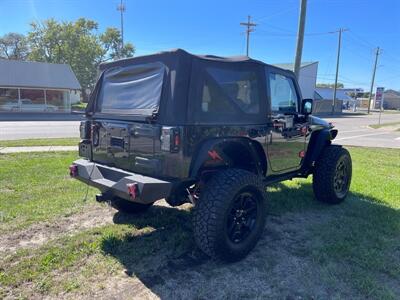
[71,159,172,204]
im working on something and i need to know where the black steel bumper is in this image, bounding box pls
[71,159,173,204]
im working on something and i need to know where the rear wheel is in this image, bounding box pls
[313,145,352,204]
[110,197,153,214]
[193,168,267,262]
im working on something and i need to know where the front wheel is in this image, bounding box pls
[193,169,267,262]
[313,145,352,204]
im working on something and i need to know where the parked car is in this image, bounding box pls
[0,100,19,111]
[70,49,352,262]
[0,99,58,112]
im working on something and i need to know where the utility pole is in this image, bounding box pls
[332,28,348,114]
[294,0,307,78]
[117,0,126,52]
[240,15,257,57]
[367,47,381,114]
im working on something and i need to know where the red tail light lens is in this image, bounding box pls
[69,164,78,177]
[127,183,139,200]
[161,127,181,153]
[171,128,180,152]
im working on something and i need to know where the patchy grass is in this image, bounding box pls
[0,151,95,232]
[71,101,87,110]
[369,121,400,129]
[308,147,400,299]
[383,110,400,114]
[0,147,399,299]
[0,138,80,148]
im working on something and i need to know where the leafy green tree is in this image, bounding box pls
[27,18,134,99]
[0,33,29,60]
[316,82,344,88]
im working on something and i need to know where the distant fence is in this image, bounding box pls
[313,99,343,115]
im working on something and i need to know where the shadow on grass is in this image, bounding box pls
[100,182,400,298]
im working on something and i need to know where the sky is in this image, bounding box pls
[1,0,399,90]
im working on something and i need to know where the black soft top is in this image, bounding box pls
[87,49,294,125]
[99,48,269,70]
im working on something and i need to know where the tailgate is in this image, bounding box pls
[91,120,162,176]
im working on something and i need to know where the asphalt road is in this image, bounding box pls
[0,121,80,140]
[323,112,400,149]
[1,112,399,148]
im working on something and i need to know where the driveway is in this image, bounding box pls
[322,112,400,148]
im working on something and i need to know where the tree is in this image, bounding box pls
[0,33,29,60]
[100,27,135,61]
[316,82,344,88]
[27,18,135,99]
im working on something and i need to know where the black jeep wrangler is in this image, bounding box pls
[70,49,352,262]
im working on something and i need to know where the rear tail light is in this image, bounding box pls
[69,164,78,177]
[161,127,181,153]
[127,183,139,200]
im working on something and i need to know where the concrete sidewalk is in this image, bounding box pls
[0,145,78,154]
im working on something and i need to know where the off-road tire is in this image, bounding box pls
[313,145,352,204]
[110,197,153,214]
[193,168,267,262]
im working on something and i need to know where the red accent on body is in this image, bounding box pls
[299,150,306,158]
[208,150,223,161]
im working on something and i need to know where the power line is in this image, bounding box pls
[240,15,257,57]
[255,29,334,37]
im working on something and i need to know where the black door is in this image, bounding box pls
[265,68,307,173]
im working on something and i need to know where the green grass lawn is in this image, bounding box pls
[0,152,95,232]
[0,147,399,299]
[0,138,80,148]
[383,110,400,114]
[369,121,400,129]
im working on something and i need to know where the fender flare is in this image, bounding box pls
[302,128,339,173]
[188,137,267,178]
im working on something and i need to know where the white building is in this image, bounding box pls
[272,61,318,99]
[0,59,81,113]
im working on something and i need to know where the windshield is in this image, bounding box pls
[97,62,165,115]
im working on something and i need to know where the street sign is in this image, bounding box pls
[374,87,384,109]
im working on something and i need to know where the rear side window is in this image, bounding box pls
[268,72,298,112]
[200,67,260,115]
[97,62,165,115]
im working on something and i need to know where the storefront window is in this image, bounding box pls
[0,88,19,111]
[0,88,71,112]
[19,89,46,112]
[46,90,69,111]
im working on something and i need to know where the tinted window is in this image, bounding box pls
[97,62,165,115]
[201,67,260,115]
[268,72,298,112]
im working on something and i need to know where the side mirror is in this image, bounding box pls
[301,98,313,115]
